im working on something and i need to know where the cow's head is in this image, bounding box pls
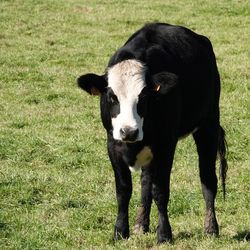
[78,59,178,143]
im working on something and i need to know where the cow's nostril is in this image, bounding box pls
[120,127,139,142]
[120,128,126,137]
[129,128,139,140]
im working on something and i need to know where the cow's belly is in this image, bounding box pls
[178,127,199,140]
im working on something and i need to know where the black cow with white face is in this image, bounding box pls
[77,23,228,243]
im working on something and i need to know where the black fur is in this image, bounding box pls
[77,23,228,243]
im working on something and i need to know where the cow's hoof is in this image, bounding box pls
[204,211,219,236]
[157,234,173,244]
[114,226,129,240]
[133,224,143,235]
[134,205,150,235]
[133,223,149,235]
[205,225,219,236]
[157,229,173,244]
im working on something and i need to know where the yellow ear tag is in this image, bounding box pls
[154,84,161,92]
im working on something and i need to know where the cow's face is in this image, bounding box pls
[78,59,178,143]
[107,60,147,142]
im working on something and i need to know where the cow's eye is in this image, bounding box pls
[137,88,149,116]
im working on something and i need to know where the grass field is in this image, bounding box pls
[0,0,249,249]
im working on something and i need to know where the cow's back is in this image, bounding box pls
[109,23,221,137]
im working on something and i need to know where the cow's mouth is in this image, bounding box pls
[122,139,138,144]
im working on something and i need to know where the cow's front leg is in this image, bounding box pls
[134,166,153,234]
[113,164,132,240]
[152,146,176,244]
[108,137,132,240]
[108,146,132,240]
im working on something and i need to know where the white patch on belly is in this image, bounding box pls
[129,146,153,172]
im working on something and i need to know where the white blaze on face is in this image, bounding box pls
[108,59,146,142]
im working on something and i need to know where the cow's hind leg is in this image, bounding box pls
[193,124,219,235]
[134,166,153,234]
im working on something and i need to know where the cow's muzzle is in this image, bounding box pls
[120,127,139,143]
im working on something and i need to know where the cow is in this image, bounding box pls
[77,23,228,243]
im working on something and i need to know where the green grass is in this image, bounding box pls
[0,0,249,249]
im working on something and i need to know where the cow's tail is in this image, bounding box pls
[218,126,228,200]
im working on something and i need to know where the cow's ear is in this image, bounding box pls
[77,73,107,96]
[151,72,179,95]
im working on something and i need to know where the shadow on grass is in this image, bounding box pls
[0,222,8,230]
[233,230,250,242]
[0,221,11,236]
